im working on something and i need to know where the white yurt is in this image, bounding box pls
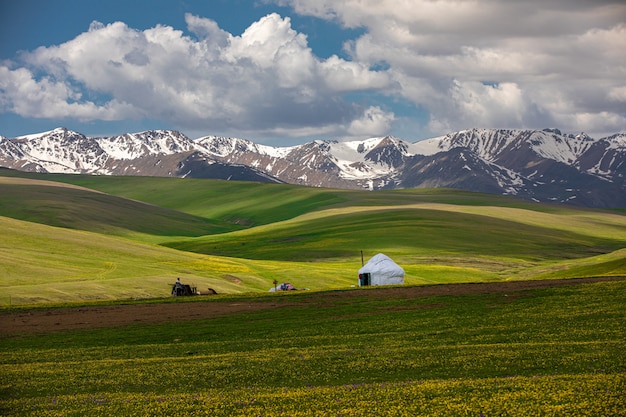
[358,253,405,286]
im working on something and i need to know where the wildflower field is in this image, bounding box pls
[1,279,624,416]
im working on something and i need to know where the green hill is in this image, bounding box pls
[2,171,348,229]
[1,169,625,305]
[164,205,625,262]
[0,176,234,238]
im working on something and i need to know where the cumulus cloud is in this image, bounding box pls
[278,0,626,137]
[426,80,552,134]
[609,86,626,103]
[0,12,392,140]
[2,1,625,140]
[347,106,395,137]
[0,66,138,120]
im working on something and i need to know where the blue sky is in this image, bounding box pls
[1,0,624,145]
[0,1,360,60]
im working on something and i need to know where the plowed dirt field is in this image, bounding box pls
[1,278,622,336]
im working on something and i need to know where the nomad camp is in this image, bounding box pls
[358,253,405,286]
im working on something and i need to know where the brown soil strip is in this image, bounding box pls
[1,277,622,336]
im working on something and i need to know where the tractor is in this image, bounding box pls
[171,279,197,296]
[171,279,217,296]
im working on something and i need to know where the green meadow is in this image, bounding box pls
[1,279,624,416]
[1,169,626,304]
[1,169,625,415]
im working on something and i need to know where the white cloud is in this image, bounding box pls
[0,66,137,120]
[1,13,393,139]
[184,13,229,46]
[347,106,395,138]
[278,0,626,137]
[320,55,390,91]
[609,86,626,103]
[2,1,625,140]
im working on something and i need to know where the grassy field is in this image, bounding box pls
[1,279,624,416]
[1,170,625,304]
[1,170,625,415]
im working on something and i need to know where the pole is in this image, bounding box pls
[361,250,364,266]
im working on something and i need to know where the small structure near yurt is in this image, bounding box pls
[358,253,405,286]
[269,282,296,292]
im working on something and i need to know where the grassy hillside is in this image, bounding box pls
[0,176,234,237]
[1,171,348,228]
[1,169,625,305]
[164,205,625,261]
[0,215,278,304]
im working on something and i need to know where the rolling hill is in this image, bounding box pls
[1,169,625,305]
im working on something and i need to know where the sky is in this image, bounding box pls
[1,0,625,145]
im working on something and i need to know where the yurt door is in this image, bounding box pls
[359,273,371,286]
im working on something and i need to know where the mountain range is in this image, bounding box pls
[1,127,624,208]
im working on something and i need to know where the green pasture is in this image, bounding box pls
[2,172,349,227]
[1,170,625,305]
[163,205,625,261]
[1,279,624,416]
[0,176,231,237]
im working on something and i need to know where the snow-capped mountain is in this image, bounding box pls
[196,135,415,189]
[401,128,625,207]
[1,127,624,207]
[0,127,274,182]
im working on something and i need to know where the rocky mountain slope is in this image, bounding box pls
[1,127,624,207]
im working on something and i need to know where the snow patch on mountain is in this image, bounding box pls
[97,130,194,160]
[410,136,448,156]
[15,127,68,141]
[605,133,626,149]
[196,135,294,159]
